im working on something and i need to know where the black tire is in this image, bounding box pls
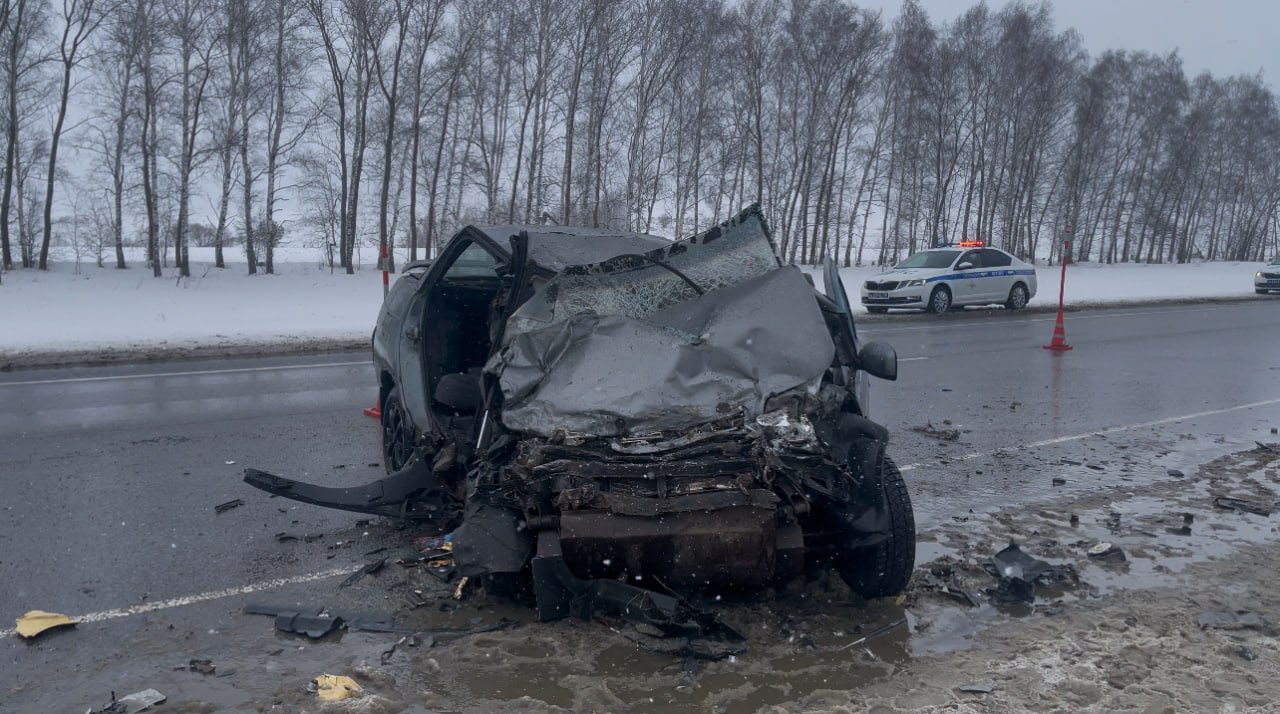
[1259,289,1270,295]
[927,286,952,314]
[838,456,916,599]
[380,386,415,473]
[867,306,889,314]
[1006,282,1030,310]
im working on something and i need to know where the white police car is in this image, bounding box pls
[1256,257,1280,294]
[861,242,1037,313]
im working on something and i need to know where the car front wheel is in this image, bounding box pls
[381,386,415,473]
[835,456,916,598]
[927,286,952,313]
[1006,283,1029,310]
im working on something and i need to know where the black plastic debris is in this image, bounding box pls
[1052,477,1066,486]
[983,543,1077,603]
[1237,646,1257,661]
[339,557,388,588]
[187,658,216,675]
[957,681,996,694]
[380,634,421,665]
[1167,469,1185,478]
[1165,525,1192,536]
[275,613,344,639]
[1087,542,1126,563]
[1197,611,1270,631]
[243,600,508,637]
[1213,496,1274,517]
[214,498,244,514]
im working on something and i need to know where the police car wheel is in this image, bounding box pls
[867,306,888,314]
[1006,283,1029,310]
[927,286,951,313]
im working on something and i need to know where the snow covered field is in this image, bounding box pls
[0,243,1270,363]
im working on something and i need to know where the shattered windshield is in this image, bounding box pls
[895,250,959,269]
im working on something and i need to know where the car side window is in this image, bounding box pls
[443,242,500,282]
[980,249,1011,268]
[958,251,983,269]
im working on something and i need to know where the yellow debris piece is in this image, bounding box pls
[15,610,76,639]
[314,674,364,701]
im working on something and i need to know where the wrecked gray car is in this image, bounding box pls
[246,205,913,626]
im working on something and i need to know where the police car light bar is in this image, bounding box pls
[957,240,984,247]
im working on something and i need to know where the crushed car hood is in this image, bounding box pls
[487,209,836,438]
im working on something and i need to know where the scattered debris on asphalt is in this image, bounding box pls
[379,634,421,665]
[15,610,76,640]
[984,543,1077,603]
[275,613,343,639]
[339,557,387,588]
[957,681,997,694]
[88,688,166,714]
[274,532,297,542]
[313,674,363,702]
[912,422,961,441]
[834,618,907,651]
[213,498,244,514]
[1167,468,1185,477]
[1087,542,1126,562]
[1197,611,1271,631]
[185,658,216,675]
[1052,477,1066,486]
[676,658,702,691]
[1212,496,1274,517]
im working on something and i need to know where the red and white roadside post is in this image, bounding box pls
[364,242,393,419]
[1043,231,1073,351]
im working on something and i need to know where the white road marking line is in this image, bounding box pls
[0,361,370,388]
[900,356,929,362]
[864,304,1251,335]
[898,396,1280,473]
[0,566,358,640]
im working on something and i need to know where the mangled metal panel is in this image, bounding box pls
[489,208,835,438]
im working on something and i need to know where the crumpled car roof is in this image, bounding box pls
[487,207,836,438]
[468,225,671,272]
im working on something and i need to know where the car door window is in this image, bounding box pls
[958,251,983,269]
[980,249,1011,268]
[443,242,500,282]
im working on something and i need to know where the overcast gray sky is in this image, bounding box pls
[861,0,1276,86]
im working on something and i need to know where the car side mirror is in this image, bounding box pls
[956,261,973,270]
[858,341,897,381]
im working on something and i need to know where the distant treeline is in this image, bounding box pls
[0,0,1276,284]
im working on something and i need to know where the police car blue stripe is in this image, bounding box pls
[925,269,1036,283]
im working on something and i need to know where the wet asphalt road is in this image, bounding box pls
[1,299,1279,711]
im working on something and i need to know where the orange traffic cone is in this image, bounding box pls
[363,395,382,419]
[1042,308,1072,351]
